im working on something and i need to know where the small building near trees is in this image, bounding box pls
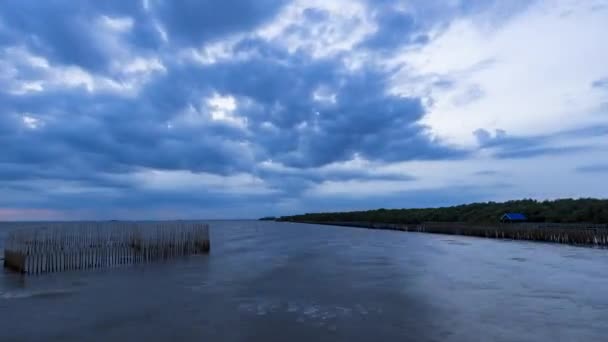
[500,212,528,223]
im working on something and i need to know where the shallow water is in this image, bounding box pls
[1,220,608,341]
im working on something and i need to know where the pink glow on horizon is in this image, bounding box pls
[0,208,69,221]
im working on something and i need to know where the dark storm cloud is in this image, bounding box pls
[0,0,160,72]
[0,0,493,217]
[493,145,592,159]
[360,0,532,51]
[253,164,416,196]
[151,0,288,44]
[135,35,466,168]
[0,91,255,177]
[361,10,418,49]
[474,126,605,159]
[0,0,288,72]
[195,43,466,166]
[592,77,608,89]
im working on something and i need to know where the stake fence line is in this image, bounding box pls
[297,221,608,247]
[3,222,210,274]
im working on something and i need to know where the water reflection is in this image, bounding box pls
[1,221,608,341]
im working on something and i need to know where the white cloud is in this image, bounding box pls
[170,94,249,131]
[312,86,337,104]
[99,16,134,32]
[183,38,239,65]
[207,93,248,128]
[130,169,278,195]
[91,15,167,91]
[15,81,44,93]
[120,57,166,74]
[21,114,43,129]
[305,179,415,196]
[2,0,607,218]
[47,64,131,93]
[257,0,376,58]
[180,0,376,66]
[179,34,262,66]
[208,93,237,111]
[260,121,279,131]
[0,46,164,96]
[305,143,608,200]
[390,0,608,147]
[259,156,412,183]
[154,21,169,43]
[0,46,107,94]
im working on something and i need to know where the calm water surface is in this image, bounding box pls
[1,221,608,341]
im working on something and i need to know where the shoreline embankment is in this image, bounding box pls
[287,221,608,248]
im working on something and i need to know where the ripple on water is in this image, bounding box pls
[236,297,383,326]
[442,239,472,246]
[0,288,77,300]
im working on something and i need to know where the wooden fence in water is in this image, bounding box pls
[3,222,210,275]
[300,221,608,247]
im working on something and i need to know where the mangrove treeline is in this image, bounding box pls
[277,198,608,224]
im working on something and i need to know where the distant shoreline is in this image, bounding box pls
[276,198,608,224]
[285,220,608,248]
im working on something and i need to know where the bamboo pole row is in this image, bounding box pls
[3,222,210,275]
[303,221,608,247]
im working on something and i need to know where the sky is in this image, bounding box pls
[0,0,607,220]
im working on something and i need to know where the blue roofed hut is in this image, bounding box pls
[500,213,527,223]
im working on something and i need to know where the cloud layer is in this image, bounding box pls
[0,0,607,219]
